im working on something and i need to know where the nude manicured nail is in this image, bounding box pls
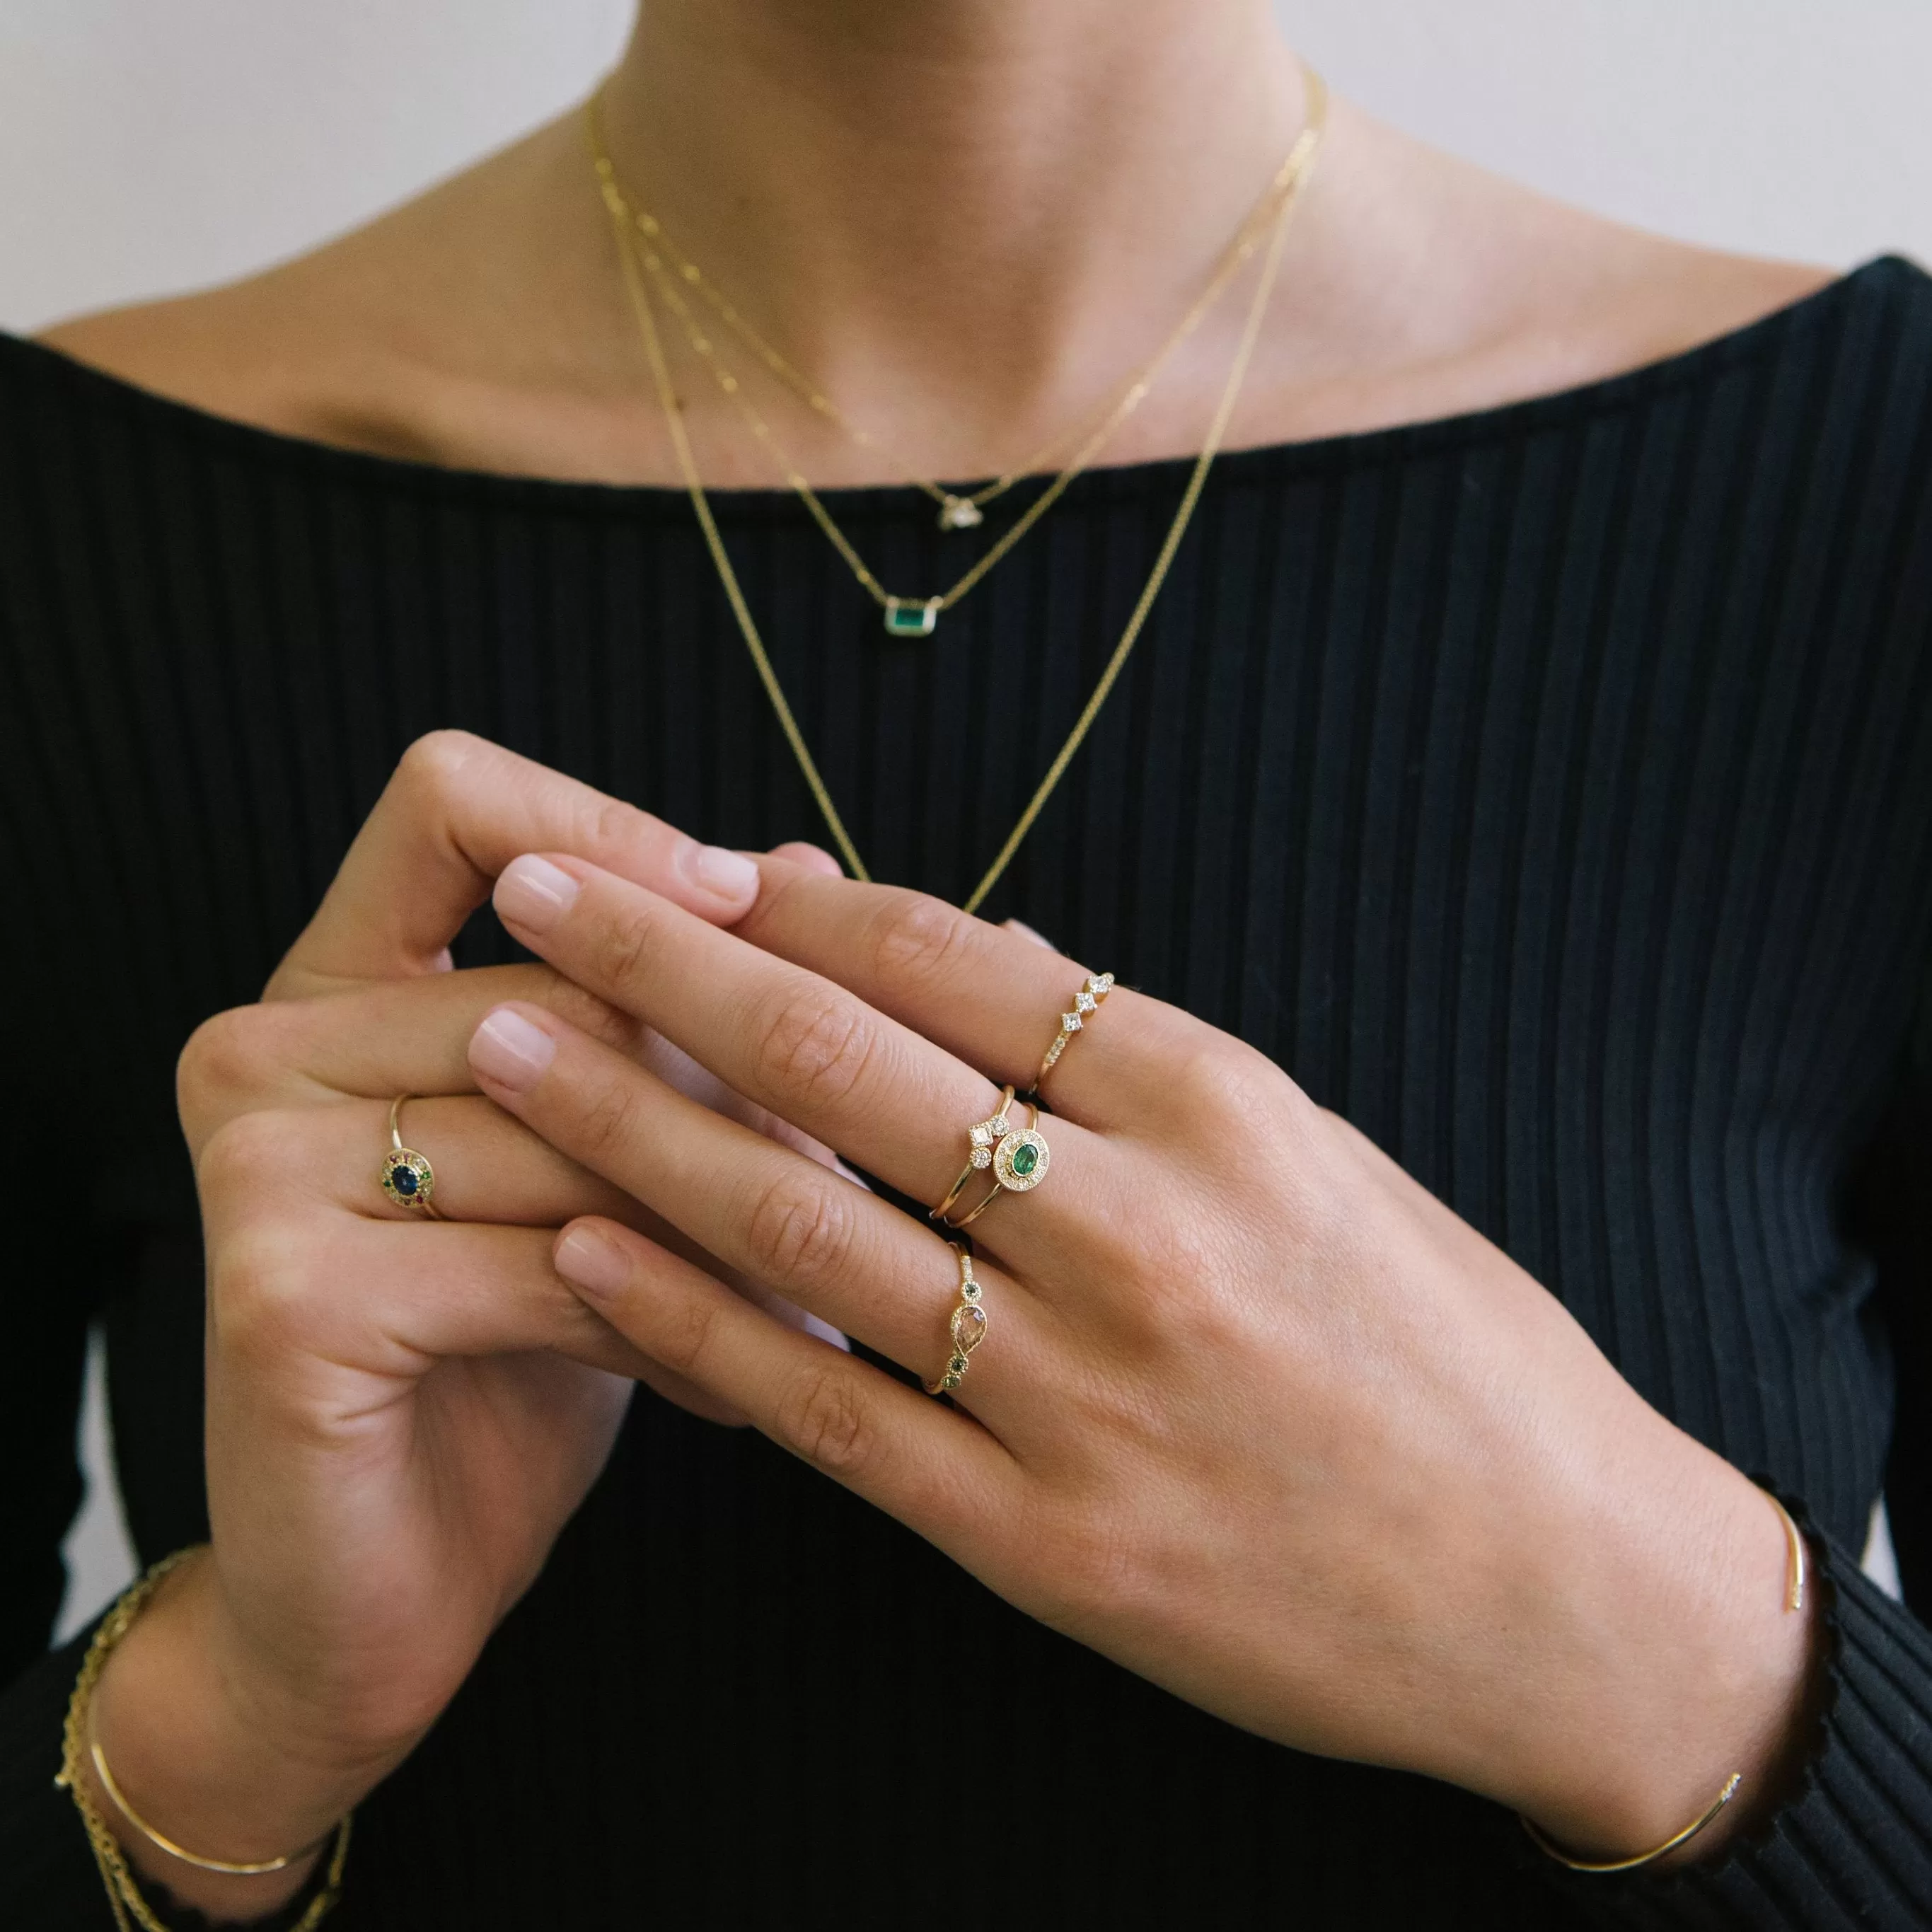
[686,843,760,902]
[494,854,579,931]
[554,1224,633,1300]
[469,1007,557,1091]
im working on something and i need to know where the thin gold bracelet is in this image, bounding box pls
[54,1547,352,1932]
[1518,1488,1809,1874]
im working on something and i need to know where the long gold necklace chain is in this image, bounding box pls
[591,99,1315,533]
[596,74,1325,913]
[588,84,1324,635]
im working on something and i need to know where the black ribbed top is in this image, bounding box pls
[6,258,1932,1930]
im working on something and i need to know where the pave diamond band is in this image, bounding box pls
[1035,972,1115,1089]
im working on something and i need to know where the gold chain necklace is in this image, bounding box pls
[595,72,1326,913]
[589,90,1323,636]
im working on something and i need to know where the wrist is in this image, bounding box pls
[1505,1435,1815,1864]
[88,1551,403,1916]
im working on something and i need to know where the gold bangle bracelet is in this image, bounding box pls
[1519,1486,1810,1874]
[55,1547,353,1932]
[90,1731,336,1876]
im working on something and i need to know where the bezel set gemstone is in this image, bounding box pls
[381,1150,435,1210]
[882,596,942,637]
[993,1126,1050,1192]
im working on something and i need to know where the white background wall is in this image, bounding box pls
[9,4,1920,1633]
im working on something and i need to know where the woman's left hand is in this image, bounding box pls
[468,849,1812,1863]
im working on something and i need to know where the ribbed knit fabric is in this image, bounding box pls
[4,257,1932,1929]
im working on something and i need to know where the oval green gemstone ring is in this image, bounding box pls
[944,1100,1050,1231]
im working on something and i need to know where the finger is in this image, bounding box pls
[770,840,843,877]
[733,861,1170,1123]
[489,857,1117,1246]
[325,1093,654,1228]
[184,966,845,1180]
[180,966,647,1150]
[334,1217,655,1378]
[270,732,765,993]
[308,1217,746,1423]
[468,1003,1052,1424]
[550,1214,1022,1540]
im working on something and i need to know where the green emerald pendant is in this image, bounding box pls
[883,597,940,638]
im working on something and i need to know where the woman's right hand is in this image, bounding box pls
[86,734,823,1916]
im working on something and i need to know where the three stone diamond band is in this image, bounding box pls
[1035,972,1114,1089]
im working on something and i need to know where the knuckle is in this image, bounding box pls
[640,1284,724,1379]
[586,794,663,865]
[751,985,883,1110]
[393,729,488,803]
[1169,1037,1280,1138]
[570,1072,644,1167]
[743,1171,858,1291]
[867,891,978,990]
[196,1106,310,1205]
[590,900,664,998]
[176,1006,271,1124]
[205,1213,332,1370]
[773,1366,877,1476]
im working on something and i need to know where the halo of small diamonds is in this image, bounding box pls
[381,1148,436,1211]
[993,1127,1050,1191]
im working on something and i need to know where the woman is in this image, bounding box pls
[4,1,1929,1925]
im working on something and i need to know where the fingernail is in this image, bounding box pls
[468,1007,557,1091]
[555,1223,632,1300]
[494,855,579,932]
[685,843,760,903]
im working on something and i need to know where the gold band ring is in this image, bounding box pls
[1035,972,1115,1089]
[930,1084,1017,1224]
[942,1099,1050,1232]
[381,1095,445,1218]
[924,1242,987,1396]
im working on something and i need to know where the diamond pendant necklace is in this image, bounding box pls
[594,71,1326,910]
[588,83,1324,637]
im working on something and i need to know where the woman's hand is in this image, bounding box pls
[88,734,831,1916]
[472,848,1816,1866]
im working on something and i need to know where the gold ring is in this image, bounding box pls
[943,1099,1050,1232]
[381,1095,445,1218]
[930,1084,1016,1224]
[1035,972,1115,1089]
[924,1242,987,1396]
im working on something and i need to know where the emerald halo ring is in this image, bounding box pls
[381,1094,445,1219]
[944,1099,1050,1232]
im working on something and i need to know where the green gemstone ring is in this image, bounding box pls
[946,1100,1050,1231]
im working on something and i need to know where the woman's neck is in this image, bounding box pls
[596,0,1307,473]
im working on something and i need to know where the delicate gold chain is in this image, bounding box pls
[589,92,1314,533]
[55,1549,352,1932]
[589,86,1322,631]
[596,73,1325,912]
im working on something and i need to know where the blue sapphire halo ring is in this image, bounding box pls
[381,1094,445,1218]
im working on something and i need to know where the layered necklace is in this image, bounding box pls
[589,71,1326,912]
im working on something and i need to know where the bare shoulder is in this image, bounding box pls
[33,113,651,478]
[1261,103,1844,440]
